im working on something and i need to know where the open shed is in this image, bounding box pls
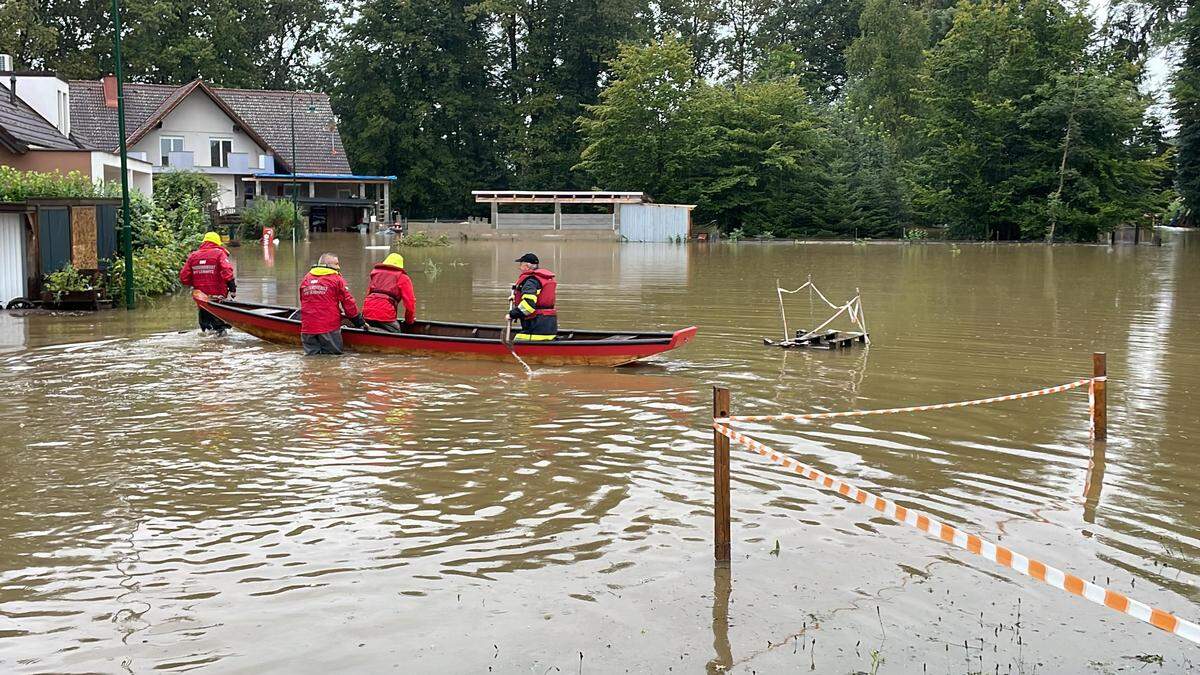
[471,190,694,241]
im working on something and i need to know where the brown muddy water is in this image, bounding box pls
[1,233,1199,673]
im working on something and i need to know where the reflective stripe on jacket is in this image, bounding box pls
[511,268,557,317]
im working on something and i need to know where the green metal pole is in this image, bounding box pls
[112,0,134,309]
[291,93,298,244]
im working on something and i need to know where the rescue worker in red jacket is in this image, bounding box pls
[179,231,236,333]
[507,252,557,341]
[362,252,416,332]
[299,252,367,355]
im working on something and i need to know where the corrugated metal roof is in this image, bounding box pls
[0,83,80,151]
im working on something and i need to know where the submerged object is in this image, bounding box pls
[192,291,697,367]
[763,329,869,350]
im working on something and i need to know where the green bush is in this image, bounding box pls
[105,245,190,302]
[0,166,119,201]
[392,231,450,248]
[153,171,219,213]
[242,199,300,239]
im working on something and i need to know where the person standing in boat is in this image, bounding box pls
[508,252,557,341]
[362,252,416,333]
[299,252,367,355]
[179,231,236,333]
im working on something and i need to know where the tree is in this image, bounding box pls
[652,0,725,78]
[845,0,928,158]
[756,0,864,98]
[1174,5,1200,223]
[0,0,58,69]
[502,0,651,189]
[575,38,699,198]
[683,78,836,235]
[914,0,1164,240]
[330,0,506,217]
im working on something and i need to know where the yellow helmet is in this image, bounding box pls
[203,231,223,246]
[383,252,405,269]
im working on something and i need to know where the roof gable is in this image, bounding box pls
[69,79,354,175]
[0,82,80,152]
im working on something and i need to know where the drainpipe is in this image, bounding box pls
[9,75,15,104]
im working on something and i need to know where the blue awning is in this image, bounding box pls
[250,172,397,181]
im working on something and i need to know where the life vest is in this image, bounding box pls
[363,263,416,323]
[512,268,557,317]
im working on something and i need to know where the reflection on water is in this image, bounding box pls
[1,233,1199,671]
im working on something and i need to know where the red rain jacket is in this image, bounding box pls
[179,241,235,296]
[299,267,360,334]
[511,268,557,316]
[363,263,416,324]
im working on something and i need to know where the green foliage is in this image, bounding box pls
[242,199,299,239]
[44,264,93,297]
[1174,5,1200,219]
[903,227,929,240]
[11,0,337,87]
[108,194,209,301]
[912,0,1164,241]
[105,245,190,302]
[829,119,908,237]
[575,38,700,200]
[153,171,219,213]
[0,167,118,202]
[392,232,451,248]
[846,0,928,157]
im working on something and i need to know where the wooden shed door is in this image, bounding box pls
[38,207,71,276]
[0,213,26,304]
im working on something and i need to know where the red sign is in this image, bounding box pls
[261,227,275,245]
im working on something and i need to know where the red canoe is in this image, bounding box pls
[193,291,697,367]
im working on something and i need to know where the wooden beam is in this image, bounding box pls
[713,386,731,562]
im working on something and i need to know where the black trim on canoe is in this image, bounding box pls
[208,298,678,347]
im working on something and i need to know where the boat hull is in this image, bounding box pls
[194,292,696,367]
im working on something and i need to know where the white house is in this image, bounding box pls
[69,77,393,228]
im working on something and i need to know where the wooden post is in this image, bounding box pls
[713,386,731,562]
[1092,352,1107,441]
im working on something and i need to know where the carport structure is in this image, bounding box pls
[471,190,646,230]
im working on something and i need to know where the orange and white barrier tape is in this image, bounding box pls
[712,421,1200,645]
[721,377,1104,424]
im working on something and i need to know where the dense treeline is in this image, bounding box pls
[2,0,1197,239]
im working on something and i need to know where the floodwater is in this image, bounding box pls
[1,233,1198,673]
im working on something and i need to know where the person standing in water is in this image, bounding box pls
[179,231,236,333]
[299,252,367,355]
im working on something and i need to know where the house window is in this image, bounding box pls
[160,136,183,166]
[209,138,233,167]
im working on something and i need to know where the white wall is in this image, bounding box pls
[13,75,70,136]
[130,90,266,169]
[212,175,236,211]
[92,152,154,199]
